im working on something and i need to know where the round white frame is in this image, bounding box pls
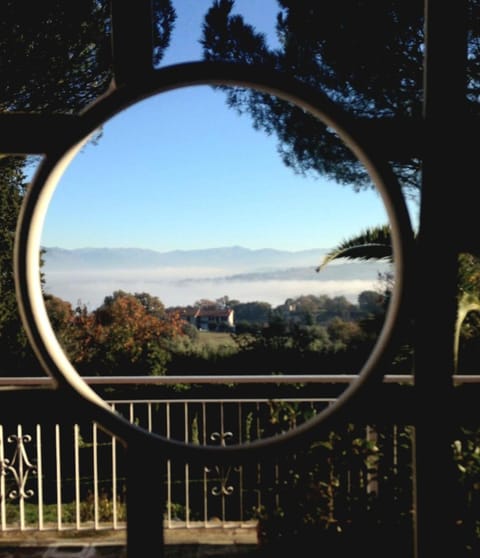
[14,61,414,461]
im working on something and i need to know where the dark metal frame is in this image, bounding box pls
[0,1,474,556]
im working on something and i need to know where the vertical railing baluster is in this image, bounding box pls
[237,401,244,523]
[55,424,62,530]
[184,402,190,527]
[36,424,44,531]
[93,423,99,529]
[166,402,172,528]
[220,403,226,523]
[74,424,81,529]
[237,402,242,523]
[256,402,262,515]
[147,402,152,432]
[17,425,25,530]
[202,401,208,526]
[109,404,119,530]
[112,433,118,529]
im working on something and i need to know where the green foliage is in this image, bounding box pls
[316,225,393,272]
[326,317,364,348]
[0,1,176,374]
[202,0,428,194]
[244,411,255,443]
[146,344,172,376]
[79,491,127,523]
[230,301,272,325]
[165,333,238,376]
[0,158,41,374]
[262,399,322,439]
[5,494,127,525]
[0,161,25,283]
[456,254,480,371]
[357,290,386,315]
[453,427,480,552]
[40,286,397,377]
[317,225,480,372]
[256,422,414,553]
[190,414,200,445]
[0,1,175,114]
[230,307,383,374]
[166,501,189,521]
[273,294,361,325]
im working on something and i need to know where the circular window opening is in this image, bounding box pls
[16,63,413,455]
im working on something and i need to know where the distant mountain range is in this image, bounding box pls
[41,246,391,309]
[42,245,331,272]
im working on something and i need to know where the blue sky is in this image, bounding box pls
[40,0,416,255]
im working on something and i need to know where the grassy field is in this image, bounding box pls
[196,331,237,349]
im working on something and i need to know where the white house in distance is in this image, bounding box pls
[186,305,235,332]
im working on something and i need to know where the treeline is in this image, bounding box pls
[31,285,413,378]
[8,273,480,378]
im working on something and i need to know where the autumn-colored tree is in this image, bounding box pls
[67,291,183,376]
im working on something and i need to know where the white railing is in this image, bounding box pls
[0,391,327,534]
[0,374,477,536]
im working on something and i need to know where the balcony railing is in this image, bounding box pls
[0,374,477,543]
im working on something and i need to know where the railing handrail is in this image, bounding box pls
[1,374,480,386]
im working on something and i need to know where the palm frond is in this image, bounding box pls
[454,291,480,372]
[316,225,393,272]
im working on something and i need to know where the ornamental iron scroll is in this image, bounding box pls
[205,431,241,498]
[13,60,414,462]
[0,426,37,502]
